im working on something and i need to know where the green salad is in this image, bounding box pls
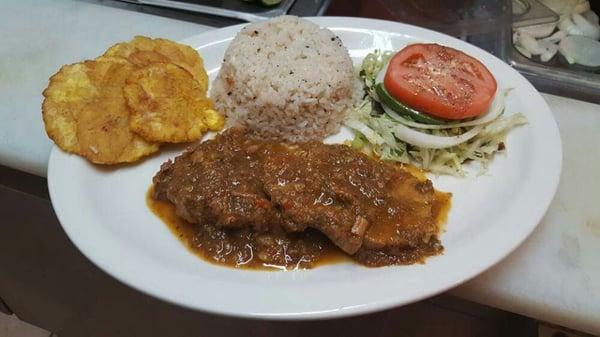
[346,49,527,176]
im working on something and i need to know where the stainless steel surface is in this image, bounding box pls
[464,25,598,104]
[508,46,600,104]
[507,1,600,104]
[512,0,558,28]
[120,0,296,22]
[454,0,600,104]
[380,0,513,37]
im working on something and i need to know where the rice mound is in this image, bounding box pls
[211,16,356,141]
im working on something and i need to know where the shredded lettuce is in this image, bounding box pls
[359,50,393,99]
[346,50,528,176]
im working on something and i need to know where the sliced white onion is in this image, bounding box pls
[381,103,411,122]
[516,22,557,38]
[514,44,532,58]
[582,10,599,25]
[514,1,600,66]
[479,113,528,137]
[539,40,559,61]
[345,119,385,145]
[558,15,585,36]
[541,30,568,43]
[512,31,519,45]
[572,13,600,39]
[573,0,590,14]
[381,89,506,130]
[558,35,600,66]
[375,61,388,86]
[514,31,546,54]
[392,122,483,149]
[558,12,600,39]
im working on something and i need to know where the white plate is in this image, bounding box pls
[47,17,562,319]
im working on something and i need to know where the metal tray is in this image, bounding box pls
[512,0,558,28]
[120,0,295,22]
[508,0,600,103]
[508,45,600,104]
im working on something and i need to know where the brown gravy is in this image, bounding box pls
[147,182,450,270]
[147,187,350,270]
[148,128,451,270]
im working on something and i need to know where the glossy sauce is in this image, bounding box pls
[147,181,450,270]
[147,187,350,271]
[149,128,451,270]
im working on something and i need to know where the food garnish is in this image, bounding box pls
[512,0,600,66]
[383,44,497,120]
[346,46,527,176]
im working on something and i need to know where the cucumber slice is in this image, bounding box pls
[259,0,282,6]
[375,83,449,125]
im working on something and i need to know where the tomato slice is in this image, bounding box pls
[384,44,497,120]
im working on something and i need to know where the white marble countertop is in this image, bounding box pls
[0,0,212,176]
[2,1,600,335]
[452,94,600,335]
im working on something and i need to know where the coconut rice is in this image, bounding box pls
[210,16,357,141]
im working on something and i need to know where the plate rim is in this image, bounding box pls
[47,16,563,320]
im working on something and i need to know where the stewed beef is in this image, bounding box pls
[153,128,450,265]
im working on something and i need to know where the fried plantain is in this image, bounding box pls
[124,63,224,143]
[103,36,209,92]
[42,58,159,164]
